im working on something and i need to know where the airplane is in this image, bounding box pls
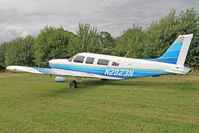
[6,34,193,88]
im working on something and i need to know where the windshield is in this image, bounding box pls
[68,56,75,62]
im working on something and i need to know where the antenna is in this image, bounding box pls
[124,50,131,57]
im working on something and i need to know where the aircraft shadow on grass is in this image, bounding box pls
[42,79,197,98]
[79,79,196,90]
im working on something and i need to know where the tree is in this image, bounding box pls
[98,31,116,55]
[5,36,35,66]
[68,23,103,55]
[99,31,116,48]
[0,43,8,70]
[34,26,76,66]
[144,10,178,58]
[115,25,145,58]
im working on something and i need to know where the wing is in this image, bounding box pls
[6,66,121,80]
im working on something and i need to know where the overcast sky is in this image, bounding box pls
[0,0,198,43]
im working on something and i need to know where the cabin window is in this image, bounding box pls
[68,56,75,62]
[97,59,109,65]
[112,62,119,66]
[86,57,95,64]
[73,55,85,63]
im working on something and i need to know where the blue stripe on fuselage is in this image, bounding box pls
[49,64,168,79]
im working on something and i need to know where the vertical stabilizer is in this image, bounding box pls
[151,34,193,65]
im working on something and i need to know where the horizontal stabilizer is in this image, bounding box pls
[164,67,191,74]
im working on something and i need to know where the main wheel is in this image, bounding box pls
[70,80,77,88]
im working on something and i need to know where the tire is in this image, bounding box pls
[70,80,77,88]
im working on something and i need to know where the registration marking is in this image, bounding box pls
[105,68,134,77]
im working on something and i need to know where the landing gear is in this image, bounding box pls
[69,77,82,88]
[70,80,77,88]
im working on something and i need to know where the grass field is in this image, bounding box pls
[0,72,199,133]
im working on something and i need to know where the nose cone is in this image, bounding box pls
[49,59,53,64]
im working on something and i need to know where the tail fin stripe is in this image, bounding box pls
[167,42,183,51]
[160,50,180,58]
[160,41,183,59]
[167,49,181,52]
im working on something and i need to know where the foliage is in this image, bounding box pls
[99,31,116,48]
[4,36,35,67]
[0,43,8,70]
[116,25,145,58]
[97,31,116,55]
[34,26,76,66]
[68,24,103,56]
[144,10,178,58]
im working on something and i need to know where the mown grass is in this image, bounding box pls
[0,72,199,133]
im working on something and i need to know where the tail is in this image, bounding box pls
[148,34,193,74]
[157,34,193,65]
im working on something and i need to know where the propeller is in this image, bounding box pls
[39,49,56,67]
[39,61,50,68]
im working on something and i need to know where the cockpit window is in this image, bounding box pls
[97,59,109,65]
[112,62,119,66]
[86,57,95,64]
[68,56,75,62]
[73,55,85,63]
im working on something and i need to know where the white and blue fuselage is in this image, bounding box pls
[48,52,187,80]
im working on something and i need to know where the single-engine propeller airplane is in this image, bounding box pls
[6,34,193,88]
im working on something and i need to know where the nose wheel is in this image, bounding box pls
[69,80,78,88]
